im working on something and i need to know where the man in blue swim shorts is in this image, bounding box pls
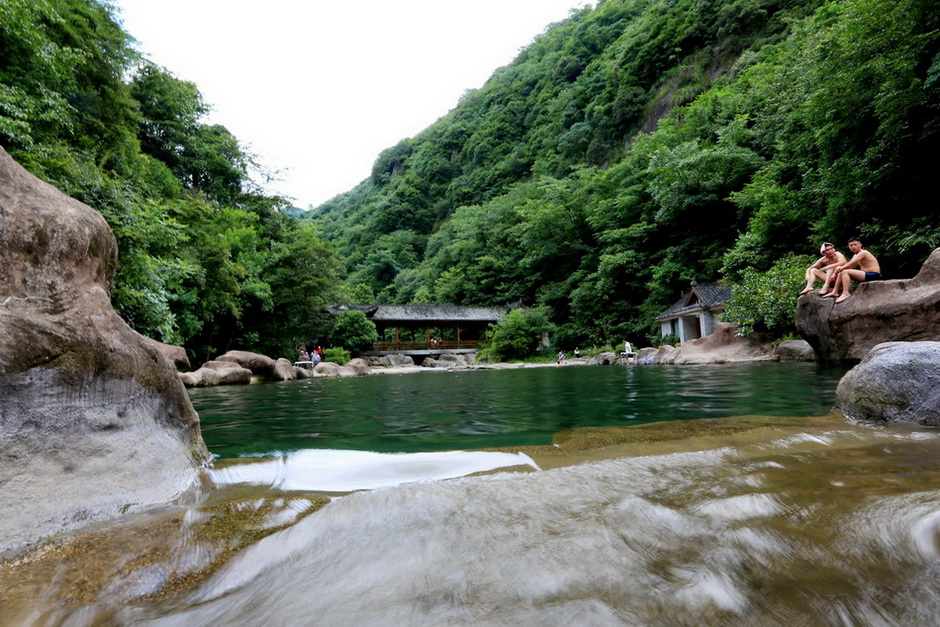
[824,237,882,303]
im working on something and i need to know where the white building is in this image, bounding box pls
[655,282,731,343]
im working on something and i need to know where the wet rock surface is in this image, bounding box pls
[836,341,940,425]
[0,147,209,554]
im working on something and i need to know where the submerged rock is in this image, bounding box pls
[0,147,209,553]
[796,248,940,365]
[836,341,940,425]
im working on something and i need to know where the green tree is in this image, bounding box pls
[329,310,379,355]
[722,254,810,335]
[485,308,554,361]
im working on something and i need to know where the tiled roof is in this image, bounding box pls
[330,304,509,323]
[655,283,731,321]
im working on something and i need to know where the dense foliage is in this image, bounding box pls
[329,311,379,355]
[483,307,555,361]
[0,0,342,360]
[4,0,939,358]
[312,0,940,345]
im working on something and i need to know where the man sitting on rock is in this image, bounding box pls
[826,237,882,303]
[800,242,846,296]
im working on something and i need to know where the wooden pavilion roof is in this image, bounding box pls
[330,303,512,326]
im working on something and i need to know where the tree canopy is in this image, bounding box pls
[1,0,344,360]
[310,0,940,345]
[4,0,938,357]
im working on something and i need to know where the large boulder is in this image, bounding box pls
[670,323,768,365]
[635,347,659,365]
[796,248,940,365]
[0,147,209,553]
[185,360,253,386]
[773,339,815,362]
[835,342,940,425]
[273,357,297,381]
[215,350,278,379]
[587,351,619,366]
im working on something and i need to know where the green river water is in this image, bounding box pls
[6,362,940,625]
[189,362,847,457]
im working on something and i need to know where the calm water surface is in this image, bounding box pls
[189,362,847,457]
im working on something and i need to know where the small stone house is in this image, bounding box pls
[655,282,731,343]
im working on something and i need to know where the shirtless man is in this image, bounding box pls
[825,238,881,303]
[799,242,846,296]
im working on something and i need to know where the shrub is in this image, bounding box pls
[321,347,351,365]
[486,307,555,361]
[722,254,810,336]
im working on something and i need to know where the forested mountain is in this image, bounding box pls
[1,0,341,360]
[311,0,940,346]
[3,0,938,358]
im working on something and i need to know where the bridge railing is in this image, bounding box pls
[372,340,482,351]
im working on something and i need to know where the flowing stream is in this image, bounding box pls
[5,363,940,625]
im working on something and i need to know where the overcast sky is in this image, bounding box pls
[113,0,594,209]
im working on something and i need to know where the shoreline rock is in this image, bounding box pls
[835,341,940,425]
[796,248,940,365]
[0,147,209,554]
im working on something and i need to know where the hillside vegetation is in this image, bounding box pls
[1,0,342,360]
[2,0,938,358]
[311,0,939,345]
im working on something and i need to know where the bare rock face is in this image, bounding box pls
[666,323,767,365]
[635,347,659,365]
[796,248,940,365]
[836,342,940,425]
[142,336,191,371]
[587,351,619,366]
[216,350,277,379]
[0,147,209,553]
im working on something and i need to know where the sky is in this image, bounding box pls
[112,0,594,209]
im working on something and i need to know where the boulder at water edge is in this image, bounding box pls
[796,248,940,365]
[835,341,940,425]
[0,147,210,554]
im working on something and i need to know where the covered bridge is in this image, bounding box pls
[331,303,514,356]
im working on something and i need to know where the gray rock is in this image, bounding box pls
[836,341,940,425]
[368,354,416,368]
[216,350,278,378]
[671,323,767,365]
[143,337,191,371]
[183,361,252,387]
[635,347,659,365]
[273,357,297,381]
[775,339,815,362]
[587,351,619,366]
[796,248,940,365]
[0,147,208,553]
[313,359,370,377]
[313,361,343,377]
[653,344,679,364]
